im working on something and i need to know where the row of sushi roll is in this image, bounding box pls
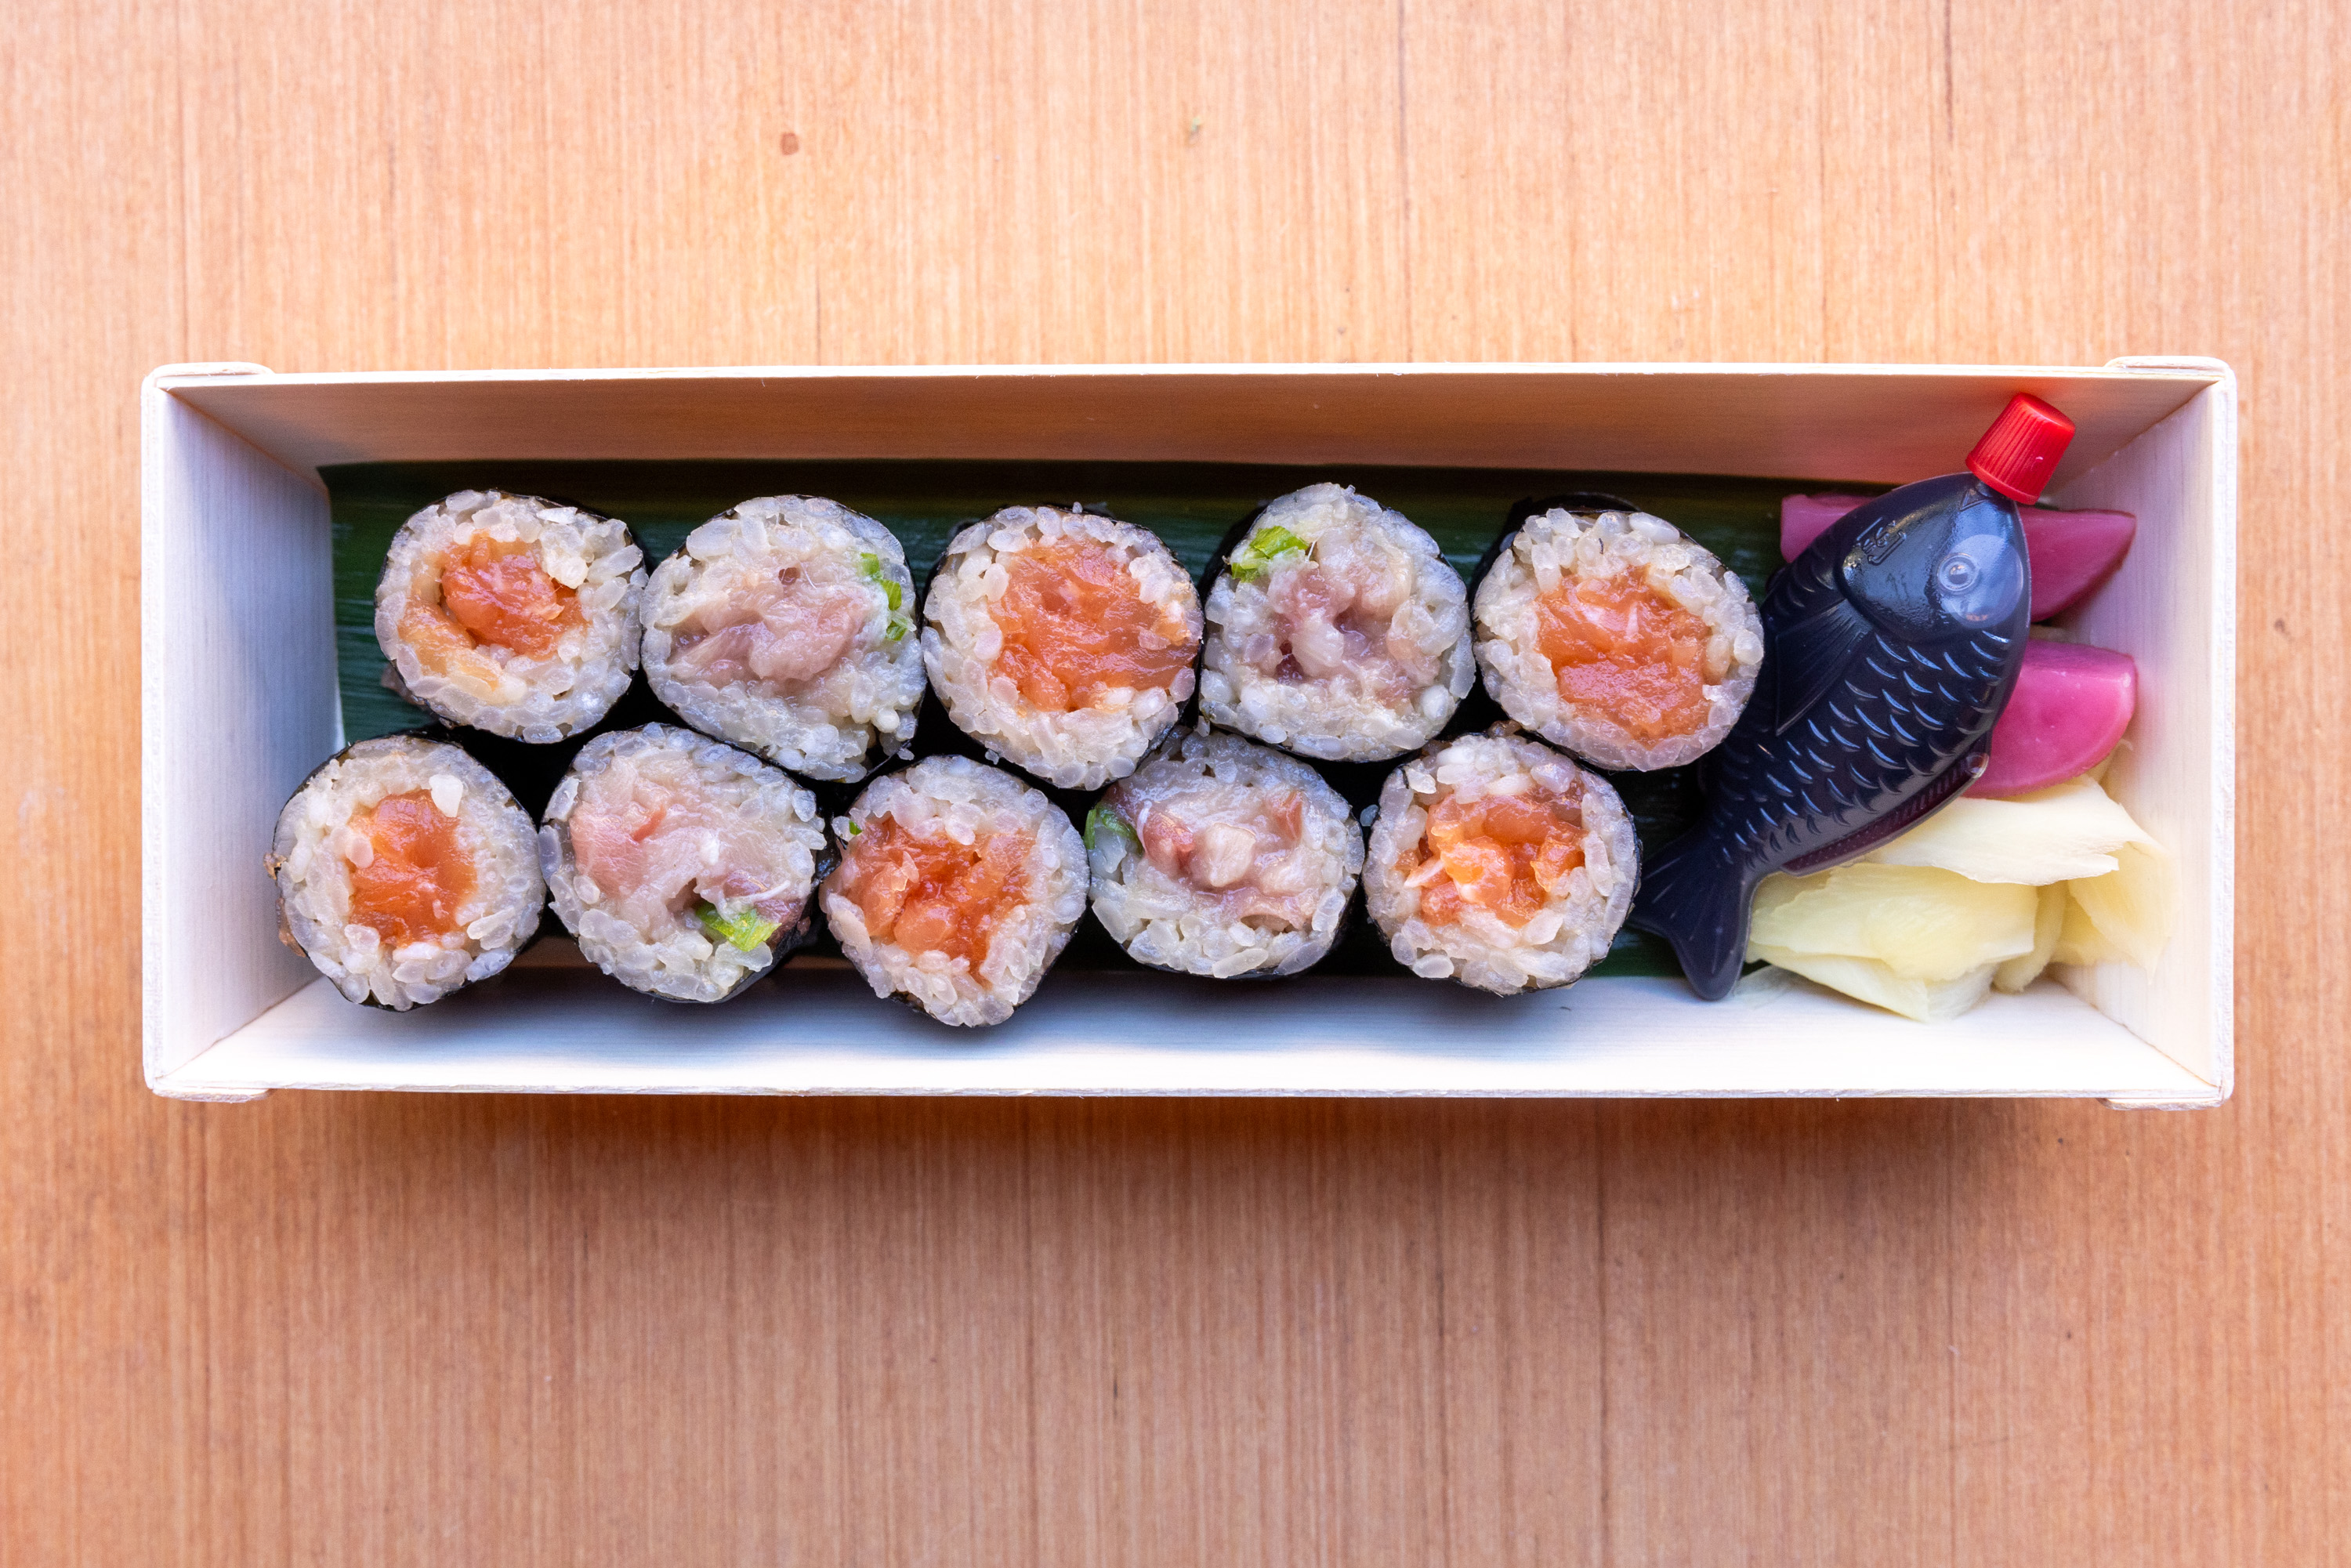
[267,717,1638,1023]
[271,396,2170,1025]
[364,481,1769,784]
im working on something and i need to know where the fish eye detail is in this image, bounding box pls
[1937,555,1979,593]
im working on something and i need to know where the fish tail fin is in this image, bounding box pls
[1628,836,1760,1001]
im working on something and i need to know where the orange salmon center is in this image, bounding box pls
[1413,785,1587,929]
[431,536,584,660]
[1534,574,1722,744]
[346,791,474,947]
[993,539,1190,713]
[842,817,1032,967]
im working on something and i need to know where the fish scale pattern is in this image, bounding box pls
[1645,530,2023,898]
[1708,626,2016,874]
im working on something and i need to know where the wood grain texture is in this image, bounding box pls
[5,0,2339,1562]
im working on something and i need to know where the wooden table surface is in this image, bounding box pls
[7,2,2338,1562]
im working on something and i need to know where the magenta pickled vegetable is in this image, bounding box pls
[2019,508,2136,618]
[1780,494,2135,621]
[1779,494,1873,562]
[1971,640,2138,797]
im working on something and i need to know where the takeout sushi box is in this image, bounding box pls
[140,360,2235,1106]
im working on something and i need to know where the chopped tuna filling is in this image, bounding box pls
[1535,574,1724,743]
[994,539,1190,712]
[1413,784,1587,929]
[567,770,802,937]
[1244,528,1427,700]
[669,566,869,690]
[1126,785,1315,923]
[346,791,474,946]
[840,817,1032,967]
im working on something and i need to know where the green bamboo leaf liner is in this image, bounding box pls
[328,460,1875,981]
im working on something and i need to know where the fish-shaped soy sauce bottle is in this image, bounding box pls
[1630,393,2076,999]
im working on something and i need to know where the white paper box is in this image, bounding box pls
[140,360,2236,1106]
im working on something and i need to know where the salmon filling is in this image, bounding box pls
[401,537,585,674]
[1413,786,1587,929]
[346,791,474,947]
[841,818,1032,967]
[1535,575,1726,744]
[994,540,1190,713]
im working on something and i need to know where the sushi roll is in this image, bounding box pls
[1364,726,1636,995]
[641,494,926,783]
[375,490,647,742]
[1473,505,1764,770]
[922,506,1202,790]
[1198,483,1474,762]
[821,755,1086,1026]
[266,735,544,1009]
[539,724,828,1003]
[1086,729,1364,979]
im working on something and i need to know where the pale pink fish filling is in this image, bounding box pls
[669,567,868,690]
[567,768,802,936]
[1123,780,1318,925]
[1237,529,1432,701]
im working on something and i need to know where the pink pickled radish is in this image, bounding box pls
[1779,494,2136,621]
[1972,640,2139,797]
[1780,494,1875,563]
[2019,507,2137,619]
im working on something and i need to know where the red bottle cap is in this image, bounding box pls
[1965,393,2076,504]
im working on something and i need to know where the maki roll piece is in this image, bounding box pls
[1364,727,1636,996]
[267,736,544,1009]
[1199,483,1474,762]
[822,755,1086,1027]
[1087,729,1364,980]
[375,490,647,742]
[642,495,926,783]
[541,724,828,1003]
[1473,506,1763,770]
[922,506,1202,790]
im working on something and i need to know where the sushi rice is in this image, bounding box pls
[822,755,1086,1026]
[540,724,829,1004]
[1087,727,1364,980]
[268,735,544,1009]
[1199,483,1473,762]
[1473,507,1764,771]
[1364,726,1637,995]
[642,494,926,783]
[922,506,1201,790]
[375,490,647,743]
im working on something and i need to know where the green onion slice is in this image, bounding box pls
[1084,802,1141,856]
[1226,524,1310,584]
[858,552,905,610]
[695,900,783,953]
[859,552,913,640]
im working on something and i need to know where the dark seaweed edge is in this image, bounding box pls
[914,505,1206,796]
[536,722,837,1006]
[270,730,550,1012]
[1357,722,1644,998]
[380,491,648,746]
[823,754,1092,1028]
[1080,736,1370,983]
[639,500,924,791]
